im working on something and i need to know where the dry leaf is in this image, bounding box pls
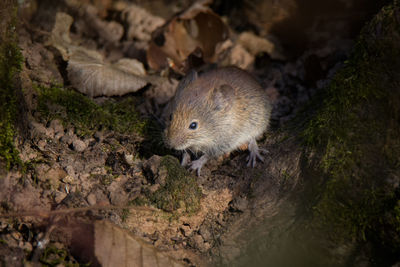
[122,4,165,42]
[238,32,285,60]
[49,12,74,60]
[147,1,229,73]
[67,49,148,97]
[84,5,124,43]
[65,0,112,18]
[94,221,184,267]
[228,44,254,70]
[64,1,123,43]
[113,58,146,76]
[216,41,254,70]
[48,12,148,97]
[57,219,184,267]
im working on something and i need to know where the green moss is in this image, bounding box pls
[36,84,171,158]
[39,245,85,266]
[36,85,148,137]
[303,1,400,252]
[0,3,23,170]
[149,155,202,214]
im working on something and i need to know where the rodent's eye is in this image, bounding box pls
[169,114,173,121]
[188,121,198,130]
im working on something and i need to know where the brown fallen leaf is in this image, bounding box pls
[227,43,254,70]
[94,220,184,267]
[215,39,254,70]
[147,0,229,73]
[53,219,185,267]
[67,48,148,97]
[64,1,122,43]
[84,4,124,43]
[238,32,285,60]
[48,12,148,97]
[48,12,74,60]
[65,0,112,18]
[122,4,165,42]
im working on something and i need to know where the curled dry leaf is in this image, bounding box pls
[65,0,112,18]
[67,49,148,97]
[58,219,184,267]
[238,32,285,60]
[94,220,184,267]
[48,12,148,97]
[227,44,254,70]
[64,1,123,43]
[215,40,254,70]
[84,5,124,43]
[49,12,74,60]
[147,1,229,73]
[122,4,165,42]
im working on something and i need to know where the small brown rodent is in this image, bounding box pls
[164,67,272,176]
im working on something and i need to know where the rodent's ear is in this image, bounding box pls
[212,84,234,111]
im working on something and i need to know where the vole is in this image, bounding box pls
[164,66,272,176]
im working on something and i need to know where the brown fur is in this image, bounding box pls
[164,67,272,159]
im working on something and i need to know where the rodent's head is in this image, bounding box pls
[164,72,235,153]
[164,102,211,152]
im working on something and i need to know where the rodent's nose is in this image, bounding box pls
[163,129,183,150]
[166,136,178,149]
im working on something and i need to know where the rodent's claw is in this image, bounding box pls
[246,151,264,167]
[189,162,202,177]
[247,139,267,168]
[189,155,208,176]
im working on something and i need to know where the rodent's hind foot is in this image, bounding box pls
[246,139,267,167]
[189,155,209,176]
[181,151,191,167]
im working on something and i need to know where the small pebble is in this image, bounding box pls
[54,191,67,204]
[65,165,75,177]
[72,139,87,152]
[54,131,64,140]
[87,193,97,206]
[37,140,47,151]
[62,175,76,185]
[180,225,193,237]
[31,121,54,138]
[192,234,210,252]
[49,119,64,134]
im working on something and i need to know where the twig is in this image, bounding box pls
[0,204,157,218]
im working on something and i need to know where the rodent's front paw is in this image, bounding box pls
[189,155,208,176]
[181,151,191,167]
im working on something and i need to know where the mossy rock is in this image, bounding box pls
[302,1,400,260]
[36,85,169,155]
[36,85,147,136]
[146,155,202,214]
